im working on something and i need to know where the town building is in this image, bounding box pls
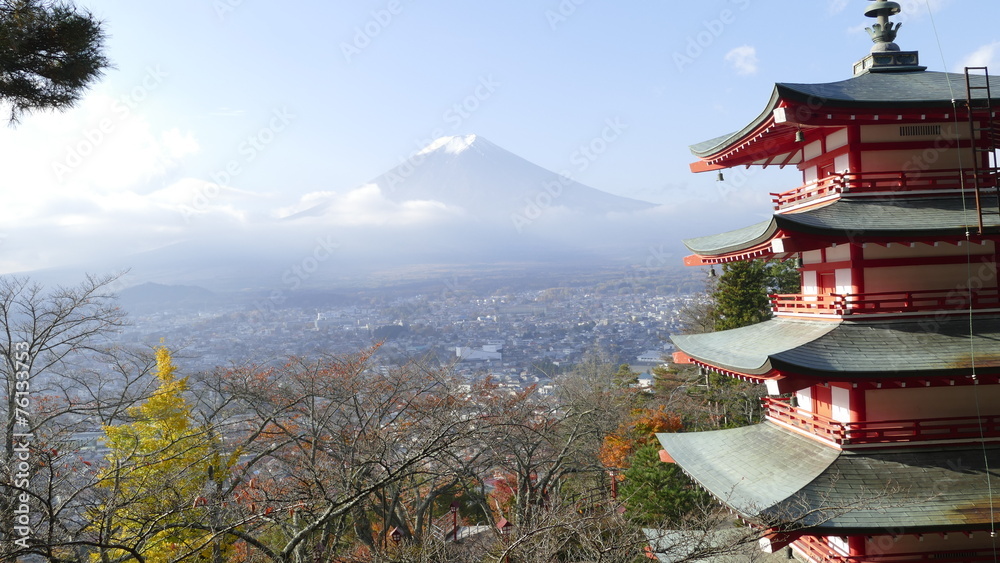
[658,2,1000,561]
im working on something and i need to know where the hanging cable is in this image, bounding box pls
[927,0,998,549]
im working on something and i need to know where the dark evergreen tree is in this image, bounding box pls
[0,0,109,123]
[613,363,639,388]
[713,259,800,331]
[619,443,709,526]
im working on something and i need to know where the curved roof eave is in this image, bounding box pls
[673,315,1000,381]
[670,318,840,376]
[659,423,1000,532]
[775,70,997,109]
[689,86,781,159]
[768,316,1000,379]
[689,71,1000,161]
[682,219,778,255]
[656,423,840,517]
[683,197,999,260]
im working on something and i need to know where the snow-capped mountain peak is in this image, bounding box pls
[416,134,479,156]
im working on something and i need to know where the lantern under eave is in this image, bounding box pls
[653,3,1000,562]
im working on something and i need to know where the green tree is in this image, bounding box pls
[713,260,799,331]
[0,0,110,122]
[619,443,709,526]
[612,363,639,388]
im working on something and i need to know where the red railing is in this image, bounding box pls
[765,397,846,443]
[796,535,999,562]
[771,174,846,209]
[770,168,998,210]
[771,287,1000,316]
[765,398,1000,446]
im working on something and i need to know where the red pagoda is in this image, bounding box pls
[657,2,1000,561]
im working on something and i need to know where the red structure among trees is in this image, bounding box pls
[660,2,1000,561]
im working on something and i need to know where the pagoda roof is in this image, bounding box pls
[671,318,837,376]
[775,70,989,110]
[671,315,1000,381]
[689,71,1000,170]
[683,196,996,259]
[658,422,1000,533]
[683,219,777,257]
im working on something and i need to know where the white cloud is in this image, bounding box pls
[897,0,951,18]
[828,0,849,15]
[724,45,759,76]
[277,184,465,226]
[0,93,205,226]
[956,41,1000,72]
[0,92,227,273]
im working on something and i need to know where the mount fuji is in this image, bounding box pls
[28,135,681,291]
[283,134,656,225]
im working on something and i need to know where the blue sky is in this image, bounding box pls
[0,0,996,273]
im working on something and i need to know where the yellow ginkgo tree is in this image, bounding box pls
[94,345,235,563]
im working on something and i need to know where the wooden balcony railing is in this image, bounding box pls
[796,535,999,562]
[771,287,1000,317]
[765,397,1000,447]
[770,168,998,210]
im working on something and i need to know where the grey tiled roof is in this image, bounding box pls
[683,197,997,256]
[672,316,1000,379]
[691,71,999,157]
[777,71,995,108]
[771,316,1000,378]
[682,220,777,255]
[671,318,838,375]
[658,422,1000,533]
[776,443,1000,532]
[657,424,839,515]
[780,197,997,237]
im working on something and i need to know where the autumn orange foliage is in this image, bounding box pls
[598,405,682,472]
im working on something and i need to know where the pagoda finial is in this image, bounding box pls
[852,2,922,75]
[864,1,902,52]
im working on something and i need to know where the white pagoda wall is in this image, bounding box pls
[866,386,1000,420]
[864,263,994,293]
[862,241,997,294]
[863,241,994,260]
[860,122,965,143]
[858,121,972,175]
[861,148,972,172]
